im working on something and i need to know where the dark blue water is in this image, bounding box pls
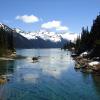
[0,49,100,100]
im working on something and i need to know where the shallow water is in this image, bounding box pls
[0,49,100,100]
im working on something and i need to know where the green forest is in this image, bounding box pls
[65,13,100,58]
[0,26,15,56]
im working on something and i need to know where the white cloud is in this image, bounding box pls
[41,20,68,31]
[41,20,61,29]
[16,15,39,23]
[56,26,68,31]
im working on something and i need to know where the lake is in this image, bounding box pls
[0,49,100,100]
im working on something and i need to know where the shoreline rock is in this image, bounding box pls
[73,55,100,75]
[0,54,26,61]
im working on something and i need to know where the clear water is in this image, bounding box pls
[0,49,100,100]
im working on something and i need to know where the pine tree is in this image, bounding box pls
[0,26,15,56]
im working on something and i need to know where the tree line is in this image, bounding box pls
[63,13,100,58]
[0,26,15,56]
[75,13,100,57]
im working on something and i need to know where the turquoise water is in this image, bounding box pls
[0,49,100,100]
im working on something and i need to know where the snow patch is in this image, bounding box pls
[88,61,100,66]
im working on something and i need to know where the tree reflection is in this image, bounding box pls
[0,60,15,76]
[92,75,100,96]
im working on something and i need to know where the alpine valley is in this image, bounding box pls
[0,23,75,48]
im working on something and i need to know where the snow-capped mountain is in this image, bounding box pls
[14,28,71,48]
[0,23,76,48]
[0,23,77,43]
[15,28,77,43]
[15,29,62,42]
[0,23,13,32]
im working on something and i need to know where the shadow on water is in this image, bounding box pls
[92,74,100,95]
[0,60,15,75]
[76,71,100,100]
[0,60,15,100]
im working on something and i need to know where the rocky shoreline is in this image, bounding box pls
[0,54,40,62]
[0,54,26,60]
[72,53,100,75]
[0,55,39,84]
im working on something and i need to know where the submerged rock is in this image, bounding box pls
[0,75,10,84]
[74,63,81,69]
[0,78,6,84]
[81,68,93,73]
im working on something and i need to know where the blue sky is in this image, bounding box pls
[0,0,100,33]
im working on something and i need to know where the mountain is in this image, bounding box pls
[14,28,69,48]
[0,23,70,48]
[15,29,62,42]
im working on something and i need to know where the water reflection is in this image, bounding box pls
[0,60,15,76]
[0,49,100,100]
[11,50,72,84]
[92,75,100,97]
[0,60,15,100]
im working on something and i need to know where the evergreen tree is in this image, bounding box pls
[74,13,100,57]
[0,26,15,56]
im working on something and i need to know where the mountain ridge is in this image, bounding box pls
[0,23,72,48]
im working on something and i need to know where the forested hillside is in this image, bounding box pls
[0,24,15,56]
[75,13,100,57]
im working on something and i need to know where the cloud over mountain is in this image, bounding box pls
[41,20,68,31]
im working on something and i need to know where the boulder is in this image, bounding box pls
[32,57,39,61]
